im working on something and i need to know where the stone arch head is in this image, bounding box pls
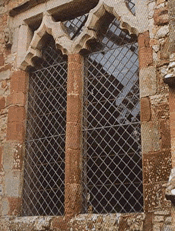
[20,0,145,70]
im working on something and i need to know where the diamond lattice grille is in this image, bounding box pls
[22,39,67,216]
[82,17,143,214]
[63,14,88,40]
[125,0,135,15]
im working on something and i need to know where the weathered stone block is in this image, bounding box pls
[0,97,5,110]
[66,94,82,123]
[154,7,169,26]
[67,54,83,95]
[65,148,81,184]
[51,217,68,231]
[68,53,83,64]
[144,183,171,212]
[156,26,169,39]
[153,215,164,223]
[8,106,25,123]
[138,31,150,48]
[141,121,160,154]
[7,197,22,216]
[150,94,169,120]
[0,53,4,66]
[65,122,81,150]
[6,92,26,107]
[160,37,169,60]
[4,171,22,197]
[0,69,10,81]
[3,142,19,173]
[1,198,9,216]
[139,66,157,98]
[160,119,171,149]
[143,150,171,184]
[138,31,153,69]
[10,70,28,93]
[65,183,82,216]
[6,122,25,142]
[141,97,151,122]
[139,47,153,69]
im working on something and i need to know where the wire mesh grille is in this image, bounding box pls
[22,38,67,216]
[125,0,135,15]
[63,14,88,40]
[82,17,143,214]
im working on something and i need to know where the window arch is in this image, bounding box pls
[22,36,67,216]
[82,16,143,213]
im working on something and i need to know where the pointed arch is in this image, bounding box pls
[20,0,147,70]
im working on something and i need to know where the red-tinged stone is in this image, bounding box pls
[0,97,5,110]
[141,97,151,122]
[8,106,25,123]
[143,150,171,184]
[7,197,22,216]
[10,70,28,93]
[154,7,169,26]
[0,53,4,66]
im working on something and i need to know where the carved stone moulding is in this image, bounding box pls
[20,0,143,70]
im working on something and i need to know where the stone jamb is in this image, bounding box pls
[3,70,28,216]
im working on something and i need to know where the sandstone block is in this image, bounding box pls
[65,122,81,150]
[3,142,19,173]
[141,121,160,153]
[65,183,82,216]
[7,197,22,216]
[160,119,171,149]
[143,150,171,184]
[0,53,4,66]
[139,47,153,69]
[154,7,169,26]
[4,171,22,197]
[144,183,171,212]
[156,26,169,39]
[141,97,151,122]
[8,106,25,123]
[0,69,10,81]
[66,94,82,123]
[139,66,157,98]
[6,92,26,107]
[7,122,25,142]
[0,97,5,110]
[10,70,28,93]
[65,148,81,184]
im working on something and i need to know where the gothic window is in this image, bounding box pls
[21,0,143,216]
[82,16,143,213]
[22,36,67,216]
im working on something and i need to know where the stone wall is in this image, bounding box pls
[0,0,174,230]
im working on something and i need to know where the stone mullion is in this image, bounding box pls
[65,53,84,217]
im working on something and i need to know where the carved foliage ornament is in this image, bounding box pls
[20,0,146,70]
